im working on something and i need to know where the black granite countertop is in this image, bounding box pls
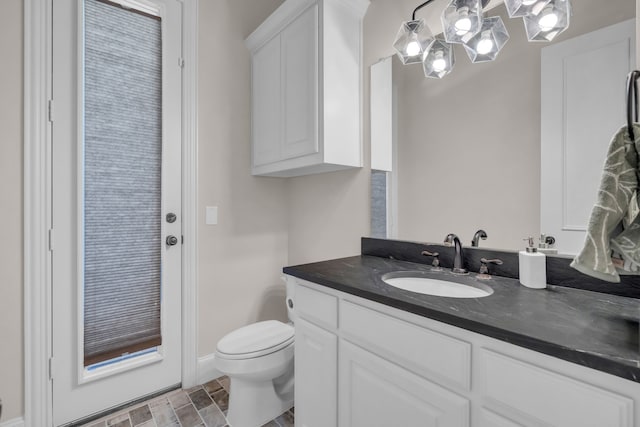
[283,255,640,383]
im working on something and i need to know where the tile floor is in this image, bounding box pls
[80,376,294,427]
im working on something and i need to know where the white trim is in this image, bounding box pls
[180,0,199,389]
[25,0,200,424]
[244,0,315,52]
[0,417,25,427]
[197,353,224,385]
[24,0,53,425]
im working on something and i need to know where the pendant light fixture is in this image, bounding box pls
[392,16,434,65]
[523,0,571,41]
[393,0,571,79]
[504,0,549,18]
[441,0,484,45]
[463,16,510,63]
[423,39,456,78]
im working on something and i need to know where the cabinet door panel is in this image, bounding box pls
[252,35,281,166]
[339,340,469,427]
[295,318,337,427]
[479,349,634,427]
[281,5,318,160]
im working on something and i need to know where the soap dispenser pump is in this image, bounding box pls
[519,236,547,289]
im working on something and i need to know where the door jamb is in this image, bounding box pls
[23,1,200,425]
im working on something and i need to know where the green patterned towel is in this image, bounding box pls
[571,124,640,282]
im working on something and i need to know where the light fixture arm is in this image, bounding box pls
[411,0,437,20]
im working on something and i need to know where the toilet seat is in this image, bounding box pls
[216,320,294,360]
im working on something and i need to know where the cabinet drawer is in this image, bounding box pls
[295,283,338,330]
[340,300,471,391]
[479,349,634,427]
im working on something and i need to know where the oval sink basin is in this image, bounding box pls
[381,271,493,298]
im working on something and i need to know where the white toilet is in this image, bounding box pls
[215,283,295,427]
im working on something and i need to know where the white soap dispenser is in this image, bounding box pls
[519,237,547,289]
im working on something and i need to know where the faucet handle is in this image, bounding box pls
[421,250,442,271]
[443,233,457,246]
[478,258,503,278]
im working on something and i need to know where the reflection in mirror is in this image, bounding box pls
[370,0,635,254]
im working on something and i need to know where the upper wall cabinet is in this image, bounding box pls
[246,0,370,177]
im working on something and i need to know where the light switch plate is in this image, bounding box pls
[206,206,218,225]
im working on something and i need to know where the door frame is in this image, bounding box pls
[23,1,200,425]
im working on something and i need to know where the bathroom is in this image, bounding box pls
[1,0,639,426]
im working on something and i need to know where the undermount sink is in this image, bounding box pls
[381,271,494,298]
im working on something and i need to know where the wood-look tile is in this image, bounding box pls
[203,380,223,395]
[168,391,191,410]
[217,377,230,392]
[188,389,213,410]
[149,400,179,427]
[130,405,153,426]
[273,411,294,427]
[174,404,203,427]
[198,404,226,427]
[148,397,169,409]
[210,390,228,414]
[184,384,204,394]
[107,413,131,426]
[74,380,293,427]
[109,419,132,427]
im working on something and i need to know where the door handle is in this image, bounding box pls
[166,235,179,246]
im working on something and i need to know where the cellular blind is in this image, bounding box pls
[83,0,163,366]
[371,170,388,238]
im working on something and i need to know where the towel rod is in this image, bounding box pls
[626,70,640,140]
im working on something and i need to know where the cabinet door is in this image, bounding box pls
[339,340,469,427]
[295,318,338,427]
[252,35,281,166]
[280,4,318,160]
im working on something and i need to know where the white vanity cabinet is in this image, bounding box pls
[245,0,369,177]
[293,280,339,427]
[287,276,640,427]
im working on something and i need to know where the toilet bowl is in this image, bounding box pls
[215,282,296,427]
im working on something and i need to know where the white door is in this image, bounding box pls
[51,0,183,425]
[541,20,636,255]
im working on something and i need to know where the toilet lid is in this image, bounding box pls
[216,320,294,359]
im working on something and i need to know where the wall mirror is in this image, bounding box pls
[370,0,635,255]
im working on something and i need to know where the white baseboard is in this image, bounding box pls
[197,353,223,385]
[0,417,25,427]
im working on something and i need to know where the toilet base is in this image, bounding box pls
[226,375,294,427]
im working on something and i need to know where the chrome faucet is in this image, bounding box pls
[444,233,468,274]
[471,229,487,247]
